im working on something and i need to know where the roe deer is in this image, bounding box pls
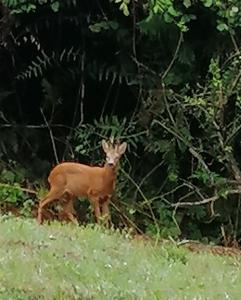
[37,139,127,225]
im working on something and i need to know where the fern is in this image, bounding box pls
[17,50,53,80]
[58,47,81,64]
[17,46,83,80]
[60,0,77,8]
[86,61,131,85]
[74,115,140,158]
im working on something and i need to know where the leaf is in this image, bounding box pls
[167,6,179,17]
[51,1,60,13]
[89,24,102,33]
[89,21,119,33]
[217,23,229,32]
[1,170,15,183]
[119,3,129,16]
[231,6,239,13]
[168,172,178,182]
[26,4,36,13]
[202,0,212,8]
[163,12,173,23]
[153,5,160,14]
[129,208,136,215]
[183,0,191,8]
[219,189,229,199]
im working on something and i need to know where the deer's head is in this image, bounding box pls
[102,138,127,167]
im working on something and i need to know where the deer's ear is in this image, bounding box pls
[118,142,127,155]
[102,140,109,153]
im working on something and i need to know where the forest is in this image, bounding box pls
[1,0,241,247]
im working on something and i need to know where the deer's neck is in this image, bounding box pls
[103,164,117,191]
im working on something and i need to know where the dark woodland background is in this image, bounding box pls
[1,0,241,245]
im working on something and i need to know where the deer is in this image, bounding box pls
[37,138,127,225]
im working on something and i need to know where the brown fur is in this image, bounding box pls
[37,140,127,225]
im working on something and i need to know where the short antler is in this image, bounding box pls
[110,136,114,144]
[115,138,120,146]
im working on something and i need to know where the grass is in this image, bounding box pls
[0,217,241,300]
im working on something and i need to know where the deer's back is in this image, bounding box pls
[48,162,109,197]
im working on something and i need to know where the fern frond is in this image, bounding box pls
[87,61,131,84]
[17,49,54,80]
[57,47,81,63]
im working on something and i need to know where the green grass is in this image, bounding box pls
[0,217,240,300]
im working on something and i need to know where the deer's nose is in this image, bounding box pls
[107,162,114,167]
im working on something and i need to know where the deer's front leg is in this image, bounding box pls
[101,198,111,226]
[90,197,101,223]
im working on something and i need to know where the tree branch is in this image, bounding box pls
[161,31,183,81]
[0,123,72,129]
[40,108,59,164]
[172,189,241,208]
[0,183,37,195]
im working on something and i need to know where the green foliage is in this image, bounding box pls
[0,168,31,208]
[20,199,35,217]
[112,0,130,17]
[192,168,223,185]
[163,244,188,264]
[139,0,196,33]
[214,1,241,32]
[17,50,51,80]
[133,50,241,240]
[74,115,140,158]
[2,0,60,13]
[89,21,119,33]
[1,0,241,243]
[0,184,25,204]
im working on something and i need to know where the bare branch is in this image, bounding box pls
[133,160,164,199]
[229,31,240,54]
[172,189,241,208]
[153,119,211,173]
[0,123,72,129]
[188,147,210,173]
[161,32,183,81]
[228,68,241,97]
[130,31,183,83]
[121,168,160,234]
[110,200,144,234]
[132,0,137,58]
[0,183,37,195]
[40,108,59,164]
[131,55,160,78]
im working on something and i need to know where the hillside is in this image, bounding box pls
[0,217,240,299]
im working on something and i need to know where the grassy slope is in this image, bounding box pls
[0,218,240,300]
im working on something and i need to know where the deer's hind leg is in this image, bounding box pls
[60,194,78,225]
[37,187,65,225]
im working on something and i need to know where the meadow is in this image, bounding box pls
[0,217,241,299]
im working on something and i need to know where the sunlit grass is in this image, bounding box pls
[0,217,240,299]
